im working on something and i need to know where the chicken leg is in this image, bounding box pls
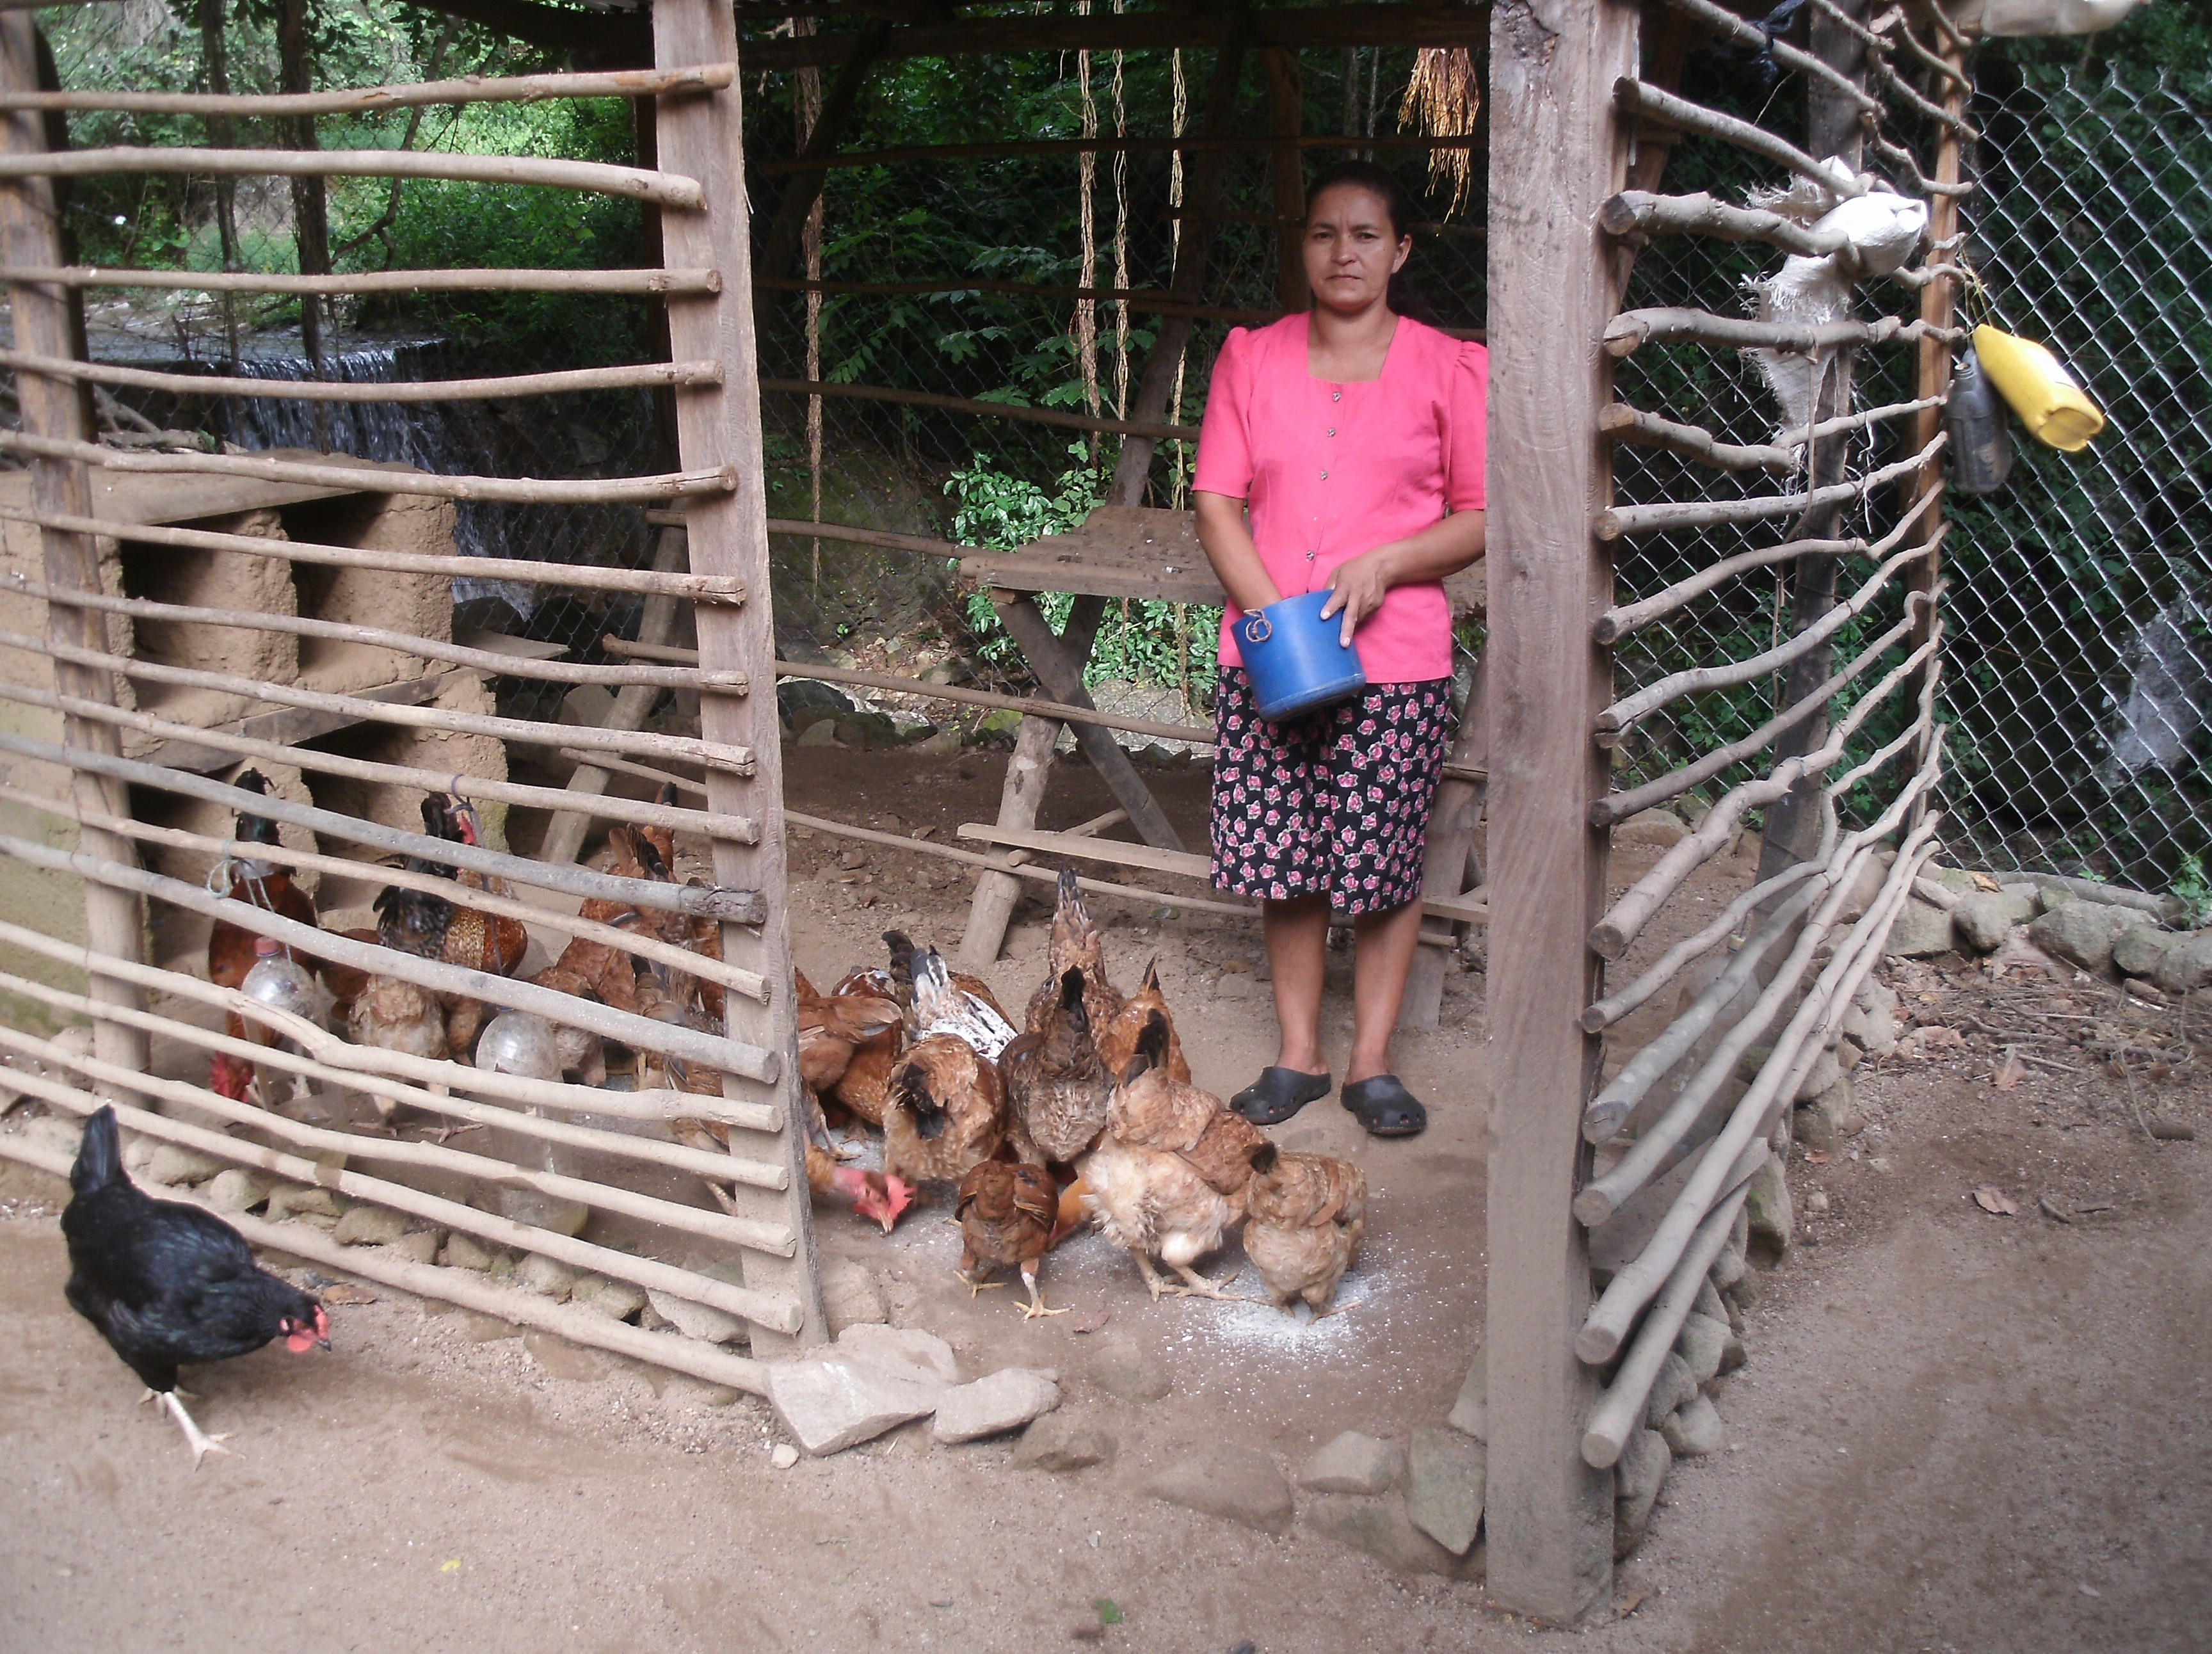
[152,1388,234,1468]
[1018,1262,1069,1321]
[1167,1263,1259,1303]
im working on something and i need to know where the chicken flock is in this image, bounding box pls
[788,868,1369,1321]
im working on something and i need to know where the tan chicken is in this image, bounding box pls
[1242,1142,1367,1315]
[882,1034,1006,1186]
[1023,868,1121,1034]
[876,930,1011,1026]
[1082,1013,1267,1301]
[956,1160,1066,1319]
[1002,965,1111,1168]
[1097,958,1190,1084]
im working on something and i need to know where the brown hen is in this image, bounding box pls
[1242,1142,1367,1314]
[1097,958,1190,1084]
[205,770,322,1102]
[1022,868,1121,1034]
[956,1160,1066,1318]
[882,1034,1006,1186]
[1002,965,1111,1168]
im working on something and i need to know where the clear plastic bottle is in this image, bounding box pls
[239,935,328,1031]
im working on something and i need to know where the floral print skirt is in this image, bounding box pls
[1208,667,1457,917]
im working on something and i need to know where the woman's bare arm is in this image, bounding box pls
[1318,510,1486,647]
[1194,490,1285,615]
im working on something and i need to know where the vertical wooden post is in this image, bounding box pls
[1905,40,1966,812]
[1263,47,1307,312]
[1482,0,1635,1619]
[651,0,826,1351]
[1401,654,1485,1029]
[962,27,1249,968]
[0,15,149,1092]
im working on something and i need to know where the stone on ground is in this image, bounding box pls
[332,1204,408,1248]
[204,1168,270,1213]
[1142,1447,1294,1534]
[2152,930,2212,994]
[1010,1411,1116,1472]
[931,1369,1061,1444]
[1675,1311,1731,1383]
[2112,924,2179,979]
[581,1278,648,1321]
[646,1289,746,1345]
[766,1356,945,1456]
[1661,1393,1726,1457]
[1300,1431,1404,1495]
[1446,1340,1487,1441]
[2028,899,2150,976]
[1645,1349,1698,1429]
[441,1232,496,1271]
[1744,1158,1793,1255]
[1884,898,1955,958]
[1614,808,1689,849]
[821,1260,888,1331]
[523,1329,603,1383]
[387,1229,441,1265]
[1404,1427,1485,1556]
[1088,1346,1171,1402]
[264,1183,341,1223]
[1792,1046,1843,1104]
[1613,1427,1672,1561]
[837,1322,961,1386]
[770,1442,800,1469]
[1952,888,2039,954]
[1304,1492,1478,1579]
[145,1143,227,1187]
[516,1253,579,1300]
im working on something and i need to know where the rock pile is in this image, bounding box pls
[1883,866,2209,999]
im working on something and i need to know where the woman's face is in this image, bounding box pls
[1302,184,1411,315]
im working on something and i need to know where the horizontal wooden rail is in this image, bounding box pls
[0,64,733,118]
[1614,77,1864,200]
[757,130,1481,175]
[1868,128,1975,199]
[0,146,704,208]
[6,1070,803,1329]
[1596,556,1934,734]
[0,346,723,404]
[1594,489,1941,644]
[1603,309,1959,359]
[758,377,1198,441]
[1595,433,1945,542]
[0,504,745,604]
[1589,659,1943,959]
[1599,394,1942,477]
[0,263,720,295]
[0,780,770,1007]
[0,824,783,1086]
[0,1134,771,1396]
[1599,189,1866,259]
[1655,0,1882,120]
[1580,1177,1756,1468]
[0,428,737,507]
[11,575,744,693]
[0,911,775,1132]
[0,625,755,773]
[0,1014,792,1253]
[0,725,766,925]
[0,680,764,856]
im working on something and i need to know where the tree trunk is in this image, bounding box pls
[278,0,330,413]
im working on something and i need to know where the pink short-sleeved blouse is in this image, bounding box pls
[1194,312,1487,684]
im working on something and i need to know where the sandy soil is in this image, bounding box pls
[2,746,2207,1651]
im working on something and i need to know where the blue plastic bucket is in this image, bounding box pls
[1238,590,1368,722]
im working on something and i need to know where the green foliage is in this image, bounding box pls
[2172,854,2212,928]
[946,446,1219,702]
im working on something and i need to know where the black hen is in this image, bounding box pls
[62,1107,330,1467]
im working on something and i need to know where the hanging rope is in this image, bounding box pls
[1399,47,1481,217]
[1075,4,1102,450]
[1110,3,1130,422]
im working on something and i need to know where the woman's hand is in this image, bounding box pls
[1318,549,1396,648]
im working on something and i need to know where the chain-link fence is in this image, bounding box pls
[1943,66,2211,891]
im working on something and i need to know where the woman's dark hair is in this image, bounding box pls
[1302,160,1435,323]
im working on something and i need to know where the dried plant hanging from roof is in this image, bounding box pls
[1398,47,1480,217]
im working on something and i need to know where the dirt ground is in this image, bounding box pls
[2,744,2208,1652]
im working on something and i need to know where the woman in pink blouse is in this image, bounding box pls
[1194,161,1487,1138]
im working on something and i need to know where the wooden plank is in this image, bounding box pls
[1481,0,1635,1617]
[651,0,826,1352]
[956,823,1489,926]
[0,14,148,1091]
[131,669,461,773]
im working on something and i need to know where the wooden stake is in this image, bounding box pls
[1482,0,1631,1615]
[0,13,148,1095]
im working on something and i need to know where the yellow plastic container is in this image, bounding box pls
[1973,323,2105,451]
